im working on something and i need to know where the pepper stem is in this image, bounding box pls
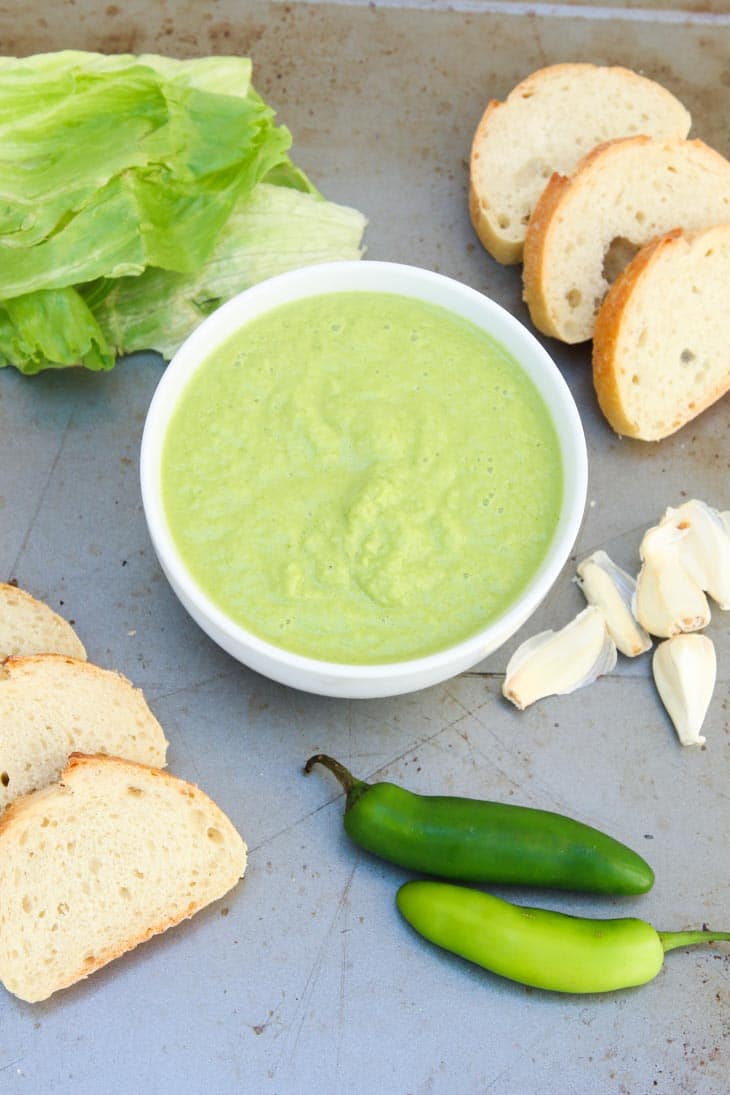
[659,929,730,954]
[304,753,362,795]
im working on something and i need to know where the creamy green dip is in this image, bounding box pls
[162,291,563,664]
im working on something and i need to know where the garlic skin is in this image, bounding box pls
[660,499,730,610]
[575,550,652,657]
[634,523,711,638]
[503,606,617,710]
[652,634,716,746]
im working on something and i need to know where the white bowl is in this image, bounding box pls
[140,261,587,698]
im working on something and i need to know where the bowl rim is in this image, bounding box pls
[140,259,587,684]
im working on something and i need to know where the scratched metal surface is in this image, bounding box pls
[0,2,728,1093]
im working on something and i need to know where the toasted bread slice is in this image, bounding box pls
[0,654,168,811]
[523,137,730,343]
[0,754,246,1002]
[469,64,690,265]
[593,225,730,440]
[0,583,86,660]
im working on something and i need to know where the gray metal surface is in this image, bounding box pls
[0,2,728,1092]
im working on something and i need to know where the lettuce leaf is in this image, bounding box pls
[93,183,367,360]
[0,287,112,373]
[0,52,293,288]
[0,52,365,373]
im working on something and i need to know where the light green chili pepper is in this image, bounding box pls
[397,881,730,994]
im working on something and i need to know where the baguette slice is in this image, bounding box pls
[0,582,86,660]
[469,63,691,265]
[523,137,730,343]
[0,654,168,811]
[0,754,247,1003]
[593,224,730,440]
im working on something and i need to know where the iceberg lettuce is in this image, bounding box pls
[0,51,366,374]
[93,183,366,360]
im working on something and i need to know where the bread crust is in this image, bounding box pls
[593,225,730,440]
[521,163,577,338]
[0,754,246,1002]
[591,230,673,437]
[469,98,524,265]
[2,650,116,677]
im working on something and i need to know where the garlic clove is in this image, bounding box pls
[652,633,716,746]
[503,606,617,710]
[660,499,730,610]
[575,549,652,657]
[634,523,711,638]
[640,521,687,558]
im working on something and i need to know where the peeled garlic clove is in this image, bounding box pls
[661,499,730,610]
[575,550,651,657]
[642,522,685,554]
[634,524,711,638]
[503,606,617,710]
[652,634,716,746]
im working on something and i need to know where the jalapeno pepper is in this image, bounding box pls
[397,881,730,993]
[304,754,654,895]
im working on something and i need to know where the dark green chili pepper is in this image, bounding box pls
[304,754,654,895]
[397,881,730,993]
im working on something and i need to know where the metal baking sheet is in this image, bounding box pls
[0,2,728,1092]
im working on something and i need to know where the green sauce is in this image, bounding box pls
[162,291,563,664]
